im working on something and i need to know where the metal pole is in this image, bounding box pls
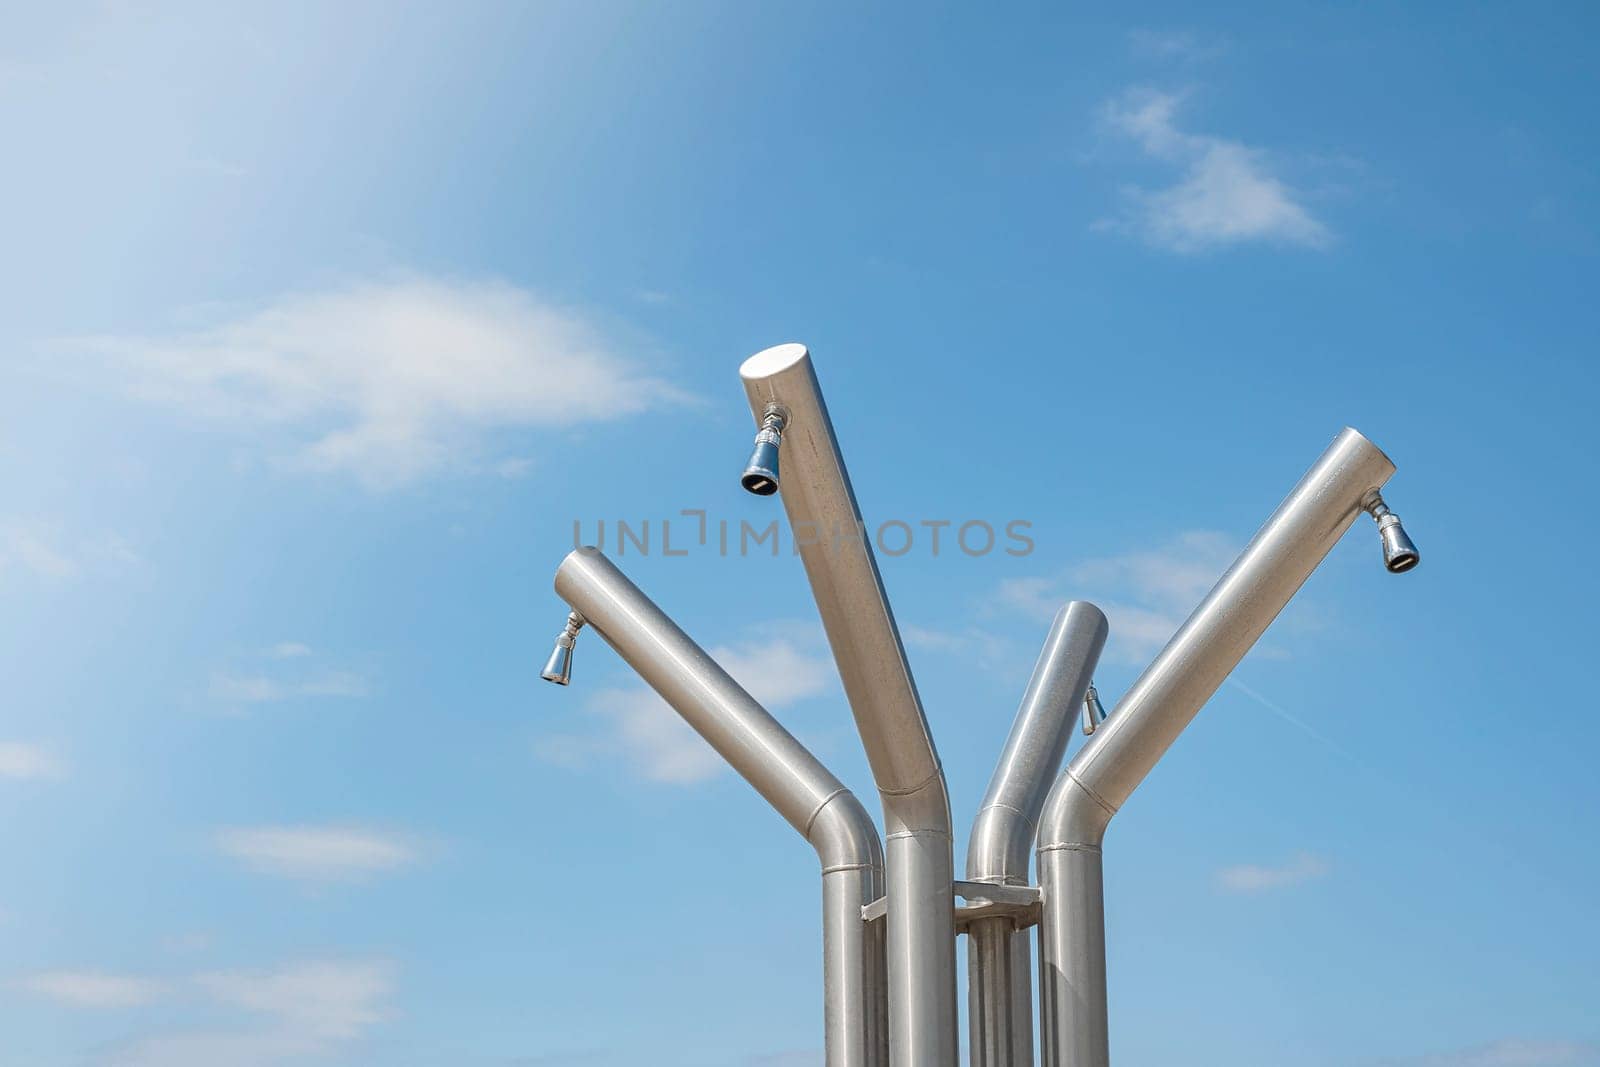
[1037,427,1401,1067]
[553,546,887,1067]
[740,344,959,1067]
[967,602,1108,1067]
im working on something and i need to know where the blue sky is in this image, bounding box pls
[1,3,1596,1065]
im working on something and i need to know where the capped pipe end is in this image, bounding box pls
[739,406,786,497]
[540,612,584,686]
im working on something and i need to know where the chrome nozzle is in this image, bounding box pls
[1081,683,1107,736]
[540,612,585,686]
[1364,493,1420,574]
[739,406,787,496]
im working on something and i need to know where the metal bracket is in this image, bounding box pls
[861,880,1042,934]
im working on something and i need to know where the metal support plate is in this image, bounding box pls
[861,880,1042,934]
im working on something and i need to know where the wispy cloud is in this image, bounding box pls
[901,623,1016,673]
[0,741,65,781]
[16,970,169,1008]
[745,1053,825,1067]
[1097,88,1331,252]
[1380,1040,1600,1067]
[161,931,215,955]
[0,521,139,579]
[93,959,396,1067]
[197,960,393,1042]
[713,636,834,709]
[216,825,417,884]
[1128,29,1224,64]
[210,643,369,709]
[209,671,370,705]
[65,276,692,489]
[997,530,1236,665]
[1224,676,1346,754]
[998,532,1343,748]
[1216,851,1330,893]
[536,630,837,785]
[0,523,77,577]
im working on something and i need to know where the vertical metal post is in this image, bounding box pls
[740,344,959,1067]
[1037,428,1400,1067]
[967,602,1108,1067]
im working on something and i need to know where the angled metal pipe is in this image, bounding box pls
[553,546,887,1067]
[967,601,1108,1067]
[1037,428,1405,1067]
[740,344,959,1067]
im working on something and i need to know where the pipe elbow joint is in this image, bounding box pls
[881,772,954,842]
[965,804,1034,885]
[807,789,885,875]
[1037,772,1114,853]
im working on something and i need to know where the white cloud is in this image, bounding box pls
[581,686,726,785]
[162,931,215,955]
[998,533,1345,749]
[197,960,393,1042]
[216,825,416,883]
[0,521,138,580]
[901,623,1015,672]
[494,455,536,479]
[0,523,78,576]
[1216,851,1330,893]
[0,741,64,780]
[16,970,168,1007]
[535,632,837,785]
[1386,1040,1600,1067]
[713,637,834,710]
[67,276,692,488]
[101,1029,312,1067]
[997,530,1236,666]
[746,1053,825,1067]
[294,672,369,698]
[1098,88,1331,252]
[1128,29,1222,63]
[210,671,368,706]
[211,644,369,708]
[95,959,396,1067]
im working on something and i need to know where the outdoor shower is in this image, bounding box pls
[540,343,1419,1067]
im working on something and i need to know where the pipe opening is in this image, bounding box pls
[1385,551,1419,573]
[741,471,778,496]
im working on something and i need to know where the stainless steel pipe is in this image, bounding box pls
[554,546,887,1067]
[967,602,1108,1067]
[1037,427,1399,1067]
[740,344,959,1067]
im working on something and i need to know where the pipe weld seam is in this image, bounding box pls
[974,800,1029,823]
[1036,842,1102,855]
[886,828,953,842]
[1068,770,1119,821]
[820,861,880,876]
[969,874,1031,887]
[875,765,947,799]
[801,786,853,838]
